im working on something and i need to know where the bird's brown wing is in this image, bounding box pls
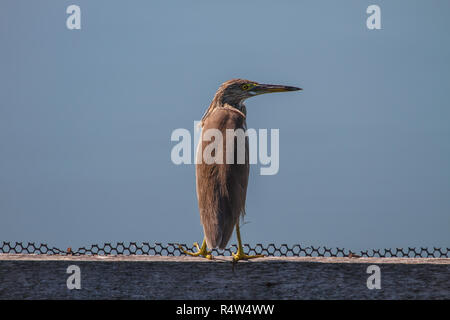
[196,108,249,250]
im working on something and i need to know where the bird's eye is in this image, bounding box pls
[241,84,250,90]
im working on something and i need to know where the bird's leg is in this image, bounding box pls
[178,238,213,260]
[232,221,264,262]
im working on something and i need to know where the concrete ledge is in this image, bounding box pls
[1,254,449,299]
[1,253,449,264]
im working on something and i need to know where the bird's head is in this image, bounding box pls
[201,78,302,126]
[217,78,302,106]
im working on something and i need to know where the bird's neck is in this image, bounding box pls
[213,89,247,116]
[223,101,247,117]
[201,93,247,126]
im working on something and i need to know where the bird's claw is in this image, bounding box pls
[178,242,213,260]
[232,251,265,262]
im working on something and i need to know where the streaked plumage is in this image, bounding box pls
[179,79,301,260]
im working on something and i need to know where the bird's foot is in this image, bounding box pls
[178,242,213,260]
[232,249,264,262]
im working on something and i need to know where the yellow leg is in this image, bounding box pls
[178,238,213,260]
[232,221,264,262]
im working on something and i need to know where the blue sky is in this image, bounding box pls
[1,0,449,251]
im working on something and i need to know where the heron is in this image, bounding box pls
[179,79,302,262]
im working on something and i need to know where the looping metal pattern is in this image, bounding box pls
[1,241,448,258]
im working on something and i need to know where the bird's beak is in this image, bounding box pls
[251,83,302,95]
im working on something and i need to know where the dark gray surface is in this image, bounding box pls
[0,261,449,299]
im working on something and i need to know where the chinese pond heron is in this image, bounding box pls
[179,79,302,262]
